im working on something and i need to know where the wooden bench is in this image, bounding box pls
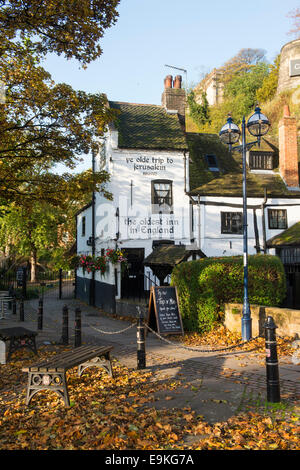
[22,345,114,407]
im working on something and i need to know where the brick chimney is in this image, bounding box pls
[278,104,299,188]
[161,75,186,124]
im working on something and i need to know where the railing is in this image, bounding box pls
[0,268,75,299]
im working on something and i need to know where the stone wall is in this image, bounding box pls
[277,39,300,94]
[224,303,300,338]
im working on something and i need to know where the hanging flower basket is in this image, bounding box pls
[78,254,107,274]
[77,249,127,275]
[105,248,127,265]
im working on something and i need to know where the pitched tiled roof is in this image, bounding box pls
[187,133,300,198]
[109,101,187,150]
[267,222,300,247]
[143,244,204,267]
[107,101,300,198]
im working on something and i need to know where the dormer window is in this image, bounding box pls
[249,151,274,170]
[205,154,219,172]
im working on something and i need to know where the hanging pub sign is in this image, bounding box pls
[146,286,184,336]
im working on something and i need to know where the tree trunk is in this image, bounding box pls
[30,249,37,282]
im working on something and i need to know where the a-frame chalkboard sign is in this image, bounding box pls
[146,286,184,336]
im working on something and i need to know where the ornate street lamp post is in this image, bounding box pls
[219,107,270,341]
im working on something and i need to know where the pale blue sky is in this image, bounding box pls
[48,0,300,172]
[44,0,299,104]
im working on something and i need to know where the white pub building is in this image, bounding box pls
[76,75,300,313]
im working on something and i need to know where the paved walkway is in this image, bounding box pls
[0,288,299,423]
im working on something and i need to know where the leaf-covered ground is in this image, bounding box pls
[0,342,299,451]
[178,324,297,359]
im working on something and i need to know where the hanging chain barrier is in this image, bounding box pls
[85,322,136,335]
[22,300,295,355]
[145,324,261,353]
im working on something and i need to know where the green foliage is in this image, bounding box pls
[189,51,279,133]
[171,255,286,334]
[187,90,210,127]
[223,61,269,120]
[0,0,120,65]
[256,55,281,104]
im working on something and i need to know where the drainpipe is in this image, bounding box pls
[253,208,260,254]
[184,151,187,193]
[183,150,201,248]
[261,188,268,253]
[197,195,201,251]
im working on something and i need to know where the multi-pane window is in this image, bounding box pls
[151,180,173,213]
[249,151,274,170]
[268,209,287,229]
[221,212,243,234]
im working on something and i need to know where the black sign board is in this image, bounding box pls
[290,59,300,77]
[16,267,24,286]
[146,286,184,336]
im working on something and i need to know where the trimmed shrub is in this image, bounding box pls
[171,254,286,334]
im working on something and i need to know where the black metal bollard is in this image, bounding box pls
[74,307,81,347]
[19,296,24,321]
[12,295,16,315]
[137,307,146,369]
[61,305,69,345]
[38,298,43,330]
[264,316,281,403]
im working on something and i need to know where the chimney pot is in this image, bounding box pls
[173,75,182,89]
[161,74,186,127]
[164,75,173,89]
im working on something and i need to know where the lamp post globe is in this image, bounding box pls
[247,106,270,139]
[219,115,241,147]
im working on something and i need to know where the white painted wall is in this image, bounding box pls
[77,129,192,291]
[92,131,192,258]
[193,195,300,257]
[77,127,300,297]
[76,206,92,255]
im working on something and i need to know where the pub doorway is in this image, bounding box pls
[121,248,145,300]
[276,247,300,309]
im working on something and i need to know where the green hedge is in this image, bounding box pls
[171,254,286,334]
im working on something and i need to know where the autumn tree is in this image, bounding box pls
[0,39,117,204]
[0,0,120,65]
[0,1,121,194]
[0,1,121,272]
[0,194,83,280]
[223,61,269,117]
[256,55,281,104]
[218,48,267,86]
[0,201,63,280]
[288,8,300,38]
